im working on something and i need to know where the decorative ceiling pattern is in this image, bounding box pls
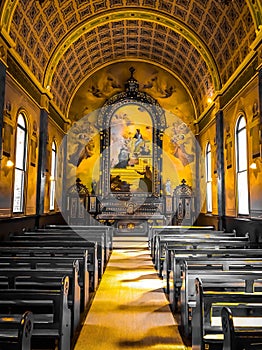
[2,0,259,117]
[52,19,212,115]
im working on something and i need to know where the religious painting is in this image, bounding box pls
[109,103,153,193]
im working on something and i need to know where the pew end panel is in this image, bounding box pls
[0,311,33,350]
[222,306,262,350]
[0,275,71,350]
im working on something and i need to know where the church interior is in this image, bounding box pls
[0,0,262,349]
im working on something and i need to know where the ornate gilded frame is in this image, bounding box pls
[97,68,166,198]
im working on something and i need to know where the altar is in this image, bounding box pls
[65,68,196,234]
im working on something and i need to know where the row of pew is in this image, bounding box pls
[149,225,262,350]
[0,224,113,350]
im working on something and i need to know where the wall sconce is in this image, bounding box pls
[6,159,14,168]
[1,157,14,176]
[250,162,257,170]
[250,158,262,177]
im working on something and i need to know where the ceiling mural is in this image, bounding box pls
[1,0,261,119]
[68,62,195,129]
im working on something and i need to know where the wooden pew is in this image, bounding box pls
[10,232,105,279]
[155,234,250,278]
[150,228,237,262]
[0,276,71,350]
[164,248,262,299]
[0,263,80,335]
[181,268,262,338]
[222,306,262,350]
[191,277,262,350]
[148,225,215,251]
[0,241,99,292]
[168,253,262,309]
[45,225,114,252]
[27,228,112,265]
[0,254,89,311]
[0,311,33,350]
[150,228,227,262]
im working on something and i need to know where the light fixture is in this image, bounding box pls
[250,157,262,173]
[6,159,14,168]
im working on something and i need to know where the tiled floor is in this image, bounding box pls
[73,237,187,350]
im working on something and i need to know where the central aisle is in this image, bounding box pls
[74,237,187,350]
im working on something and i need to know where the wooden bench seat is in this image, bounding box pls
[0,311,33,350]
[0,254,89,311]
[163,248,262,299]
[9,233,105,280]
[168,255,262,312]
[44,225,114,253]
[191,277,262,350]
[17,229,111,268]
[155,235,250,278]
[0,242,99,292]
[222,306,262,350]
[148,225,216,251]
[0,263,80,335]
[0,276,71,350]
[150,228,226,261]
[180,269,262,338]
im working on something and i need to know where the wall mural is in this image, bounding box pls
[67,62,197,197]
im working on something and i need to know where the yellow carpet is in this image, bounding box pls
[73,237,187,350]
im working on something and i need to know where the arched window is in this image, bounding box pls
[49,141,57,210]
[205,142,212,212]
[13,113,27,213]
[235,116,249,215]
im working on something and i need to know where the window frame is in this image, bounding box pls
[49,140,57,211]
[205,142,212,213]
[235,115,249,216]
[12,113,28,214]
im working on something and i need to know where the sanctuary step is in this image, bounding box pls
[73,237,187,350]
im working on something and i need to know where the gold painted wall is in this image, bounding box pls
[223,76,262,218]
[68,61,197,194]
[0,75,40,217]
[198,75,262,219]
[0,75,65,217]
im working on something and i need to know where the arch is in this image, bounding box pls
[49,139,57,211]
[235,114,249,216]
[13,111,28,213]
[43,9,221,91]
[205,142,212,213]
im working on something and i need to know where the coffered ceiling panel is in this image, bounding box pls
[52,19,212,115]
[2,0,259,117]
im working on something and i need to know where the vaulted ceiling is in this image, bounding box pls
[1,0,261,119]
